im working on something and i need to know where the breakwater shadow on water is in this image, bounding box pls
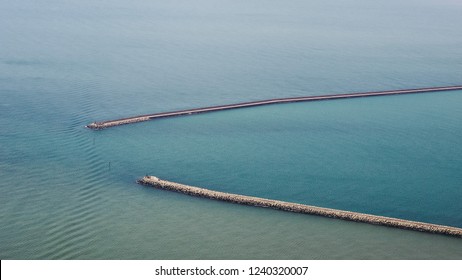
[137,176,462,238]
[86,85,462,130]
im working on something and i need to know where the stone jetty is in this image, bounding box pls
[138,176,462,238]
[87,85,462,130]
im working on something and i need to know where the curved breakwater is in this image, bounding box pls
[87,85,462,129]
[137,176,462,238]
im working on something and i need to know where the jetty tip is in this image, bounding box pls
[137,175,160,183]
[86,122,102,130]
[146,175,160,181]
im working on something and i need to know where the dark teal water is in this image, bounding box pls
[1,0,462,259]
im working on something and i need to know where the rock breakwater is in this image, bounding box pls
[87,85,462,130]
[137,176,462,238]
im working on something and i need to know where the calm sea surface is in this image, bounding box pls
[1,0,462,259]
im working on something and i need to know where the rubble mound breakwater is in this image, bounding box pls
[137,176,462,238]
[87,85,462,130]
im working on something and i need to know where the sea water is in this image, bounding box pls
[1,0,461,259]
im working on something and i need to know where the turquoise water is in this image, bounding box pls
[1,0,462,259]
